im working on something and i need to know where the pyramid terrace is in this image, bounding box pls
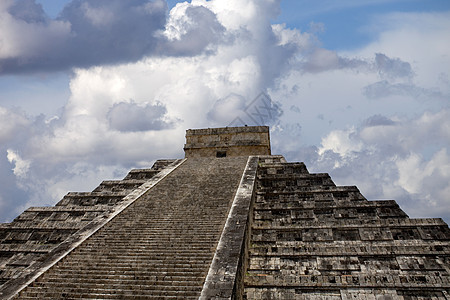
[0,126,449,299]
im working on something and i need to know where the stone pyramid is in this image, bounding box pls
[0,126,449,299]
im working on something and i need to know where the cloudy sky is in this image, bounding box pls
[0,0,449,224]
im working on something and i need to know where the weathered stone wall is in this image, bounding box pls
[184,126,271,158]
[244,159,450,299]
[1,126,449,300]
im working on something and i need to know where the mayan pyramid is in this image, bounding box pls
[0,126,449,299]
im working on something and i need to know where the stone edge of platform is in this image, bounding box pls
[199,156,259,300]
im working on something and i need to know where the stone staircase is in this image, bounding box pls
[2,152,450,299]
[12,156,248,299]
[0,159,176,297]
[244,160,450,299]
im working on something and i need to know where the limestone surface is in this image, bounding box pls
[243,160,450,299]
[0,126,449,300]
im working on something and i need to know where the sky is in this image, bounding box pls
[0,0,449,224]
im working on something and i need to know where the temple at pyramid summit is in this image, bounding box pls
[0,126,449,299]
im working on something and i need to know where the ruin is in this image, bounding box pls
[0,126,449,299]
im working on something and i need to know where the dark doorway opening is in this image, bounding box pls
[216,151,227,158]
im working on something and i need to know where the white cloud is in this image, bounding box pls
[206,0,281,32]
[108,101,175,132]
[0,107,30,143]
[207,93,246,124]
[42,162,129,206]
[81,2,114,27]
[161,3,227,55]
[6,149,31,178]
[357,11,450,89]
[0,0,168,73]
[394,149,450,217]
[359,110,450,154]
[306,109,450,221]
[271,23,314,49]
[363,80,448,101]
[0,1,449,226]
[374,53,413,79]
[0,0,70,60]
[318,128,363,158]
[304,48,341,72]
[163,2,202,41]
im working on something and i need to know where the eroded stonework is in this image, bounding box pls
[184,126,271,158]
[243,160,450,299]
[0,126,448,299]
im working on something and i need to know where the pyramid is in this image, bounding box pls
[0,126,449,299]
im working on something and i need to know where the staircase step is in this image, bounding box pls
[13,157,248,298]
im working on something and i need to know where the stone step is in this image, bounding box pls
[47,269,207,279]
[256,185,361,194]
[12,156,249,298]
[92,180,147,193]
[61,191,128,198]
[85,234,221,239]
[247,255,448,272]
[150,159,178,171]
[76,245,216,252]
[62,256,212,263]
[244,273,450,288]
[56,193,127,207]
[249,239,450,253]
[19,285,201,298]
[258,176,335,188]
[25,206,109,213]
[55,260,212,269]
[253,203,408,220]
[252,217,447,229]
[80,239,220,246]
[0,244,53,252]
[257,186,359,193]
[47,266,208,277]
[87,220,225,226]
[86,224,224,230]
[257,162,308,174]
[254,200,399,210]
[16,294,197,300]
[73,246,214,252]
[0,221,87,230]
[251,227,450,243]
[76,244,215,250]
[43,271,205,279]
[89,223,225,228]
[85,231,222,237]
[55,259,212,268]
[258,173,331,179]
[12,208,105,223]
[89,222,225,227]
[55,260,210,268]
[123,169,159,180]
[66,250,213,257]
[86,231,222,236]
[33,279,203,288]
[47,268,207,278]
